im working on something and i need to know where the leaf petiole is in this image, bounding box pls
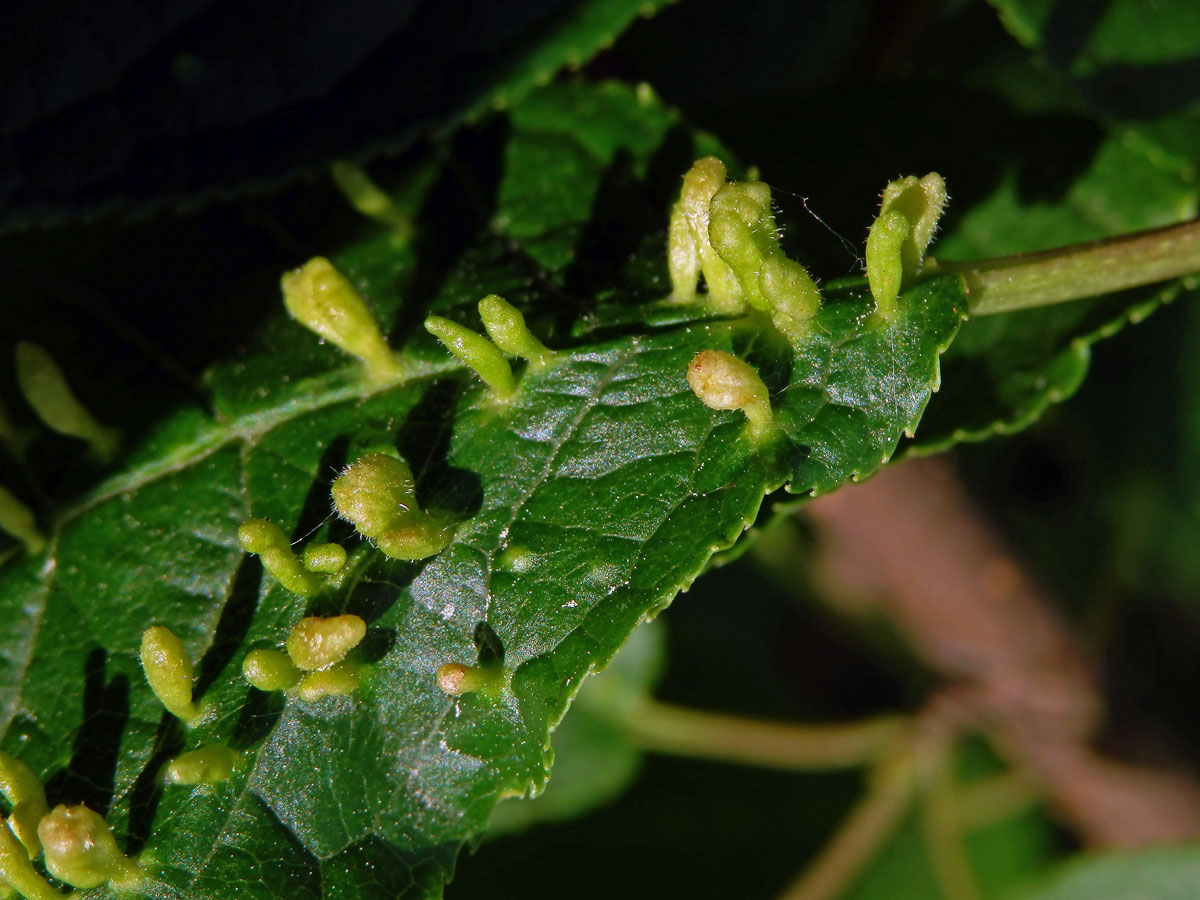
[929,218,1200,316]
[617,700,909,772]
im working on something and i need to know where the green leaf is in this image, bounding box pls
[0,79,969,899]
[908,2,1200,453]
[485,617,665,836]
[989,0,1200,83]
[1013,847,1200,900]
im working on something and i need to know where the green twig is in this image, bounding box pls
[620,700,909,771]
[918,740,984,900]
[776,755,916,900]
[929,218,1200,315]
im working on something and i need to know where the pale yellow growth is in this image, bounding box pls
[478,295,556,368]
[0,752,47,857]
[424,316,515,396]
[286,615,367,671]
[0,818,58,900]
[669,157,744,309]
[238,518,319,595]
[865,210,910,321]
[297,662,362,701]
[0,487,43,556]
[667,200,700,301]
[708,182,821,340]
[435,662,497,697]
[15,342,118,462]
[330,161,412,238]
[242,649,303,691]
[280,257,401,380]
[161,745,237,786]
[140,626,201,724]
[38,804,140,890]
[879,172,947,279]
[865,173,947,319]
[302,542,347,574]
[330,453,456,560]
[686,350,775,441]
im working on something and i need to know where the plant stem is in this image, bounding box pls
[929,218,1200,316]
[776,755,916,900]
[620,700,907,771]
[918,741,983,900]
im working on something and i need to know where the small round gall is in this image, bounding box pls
[297,662,362,701]
[686,350,775,441]
[436,662,498,697]
[161,745,237,786]
[302,542,348,574]
[242,649,303,692]
[38,804,140,890]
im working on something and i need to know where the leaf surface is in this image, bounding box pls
[0,81,968,899]
[1012,847,1200,900]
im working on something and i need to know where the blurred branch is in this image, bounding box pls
[785,455,1200,847]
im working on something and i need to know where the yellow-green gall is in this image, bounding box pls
[286,615,367,671]
[302,542,347,573]
[708,183,821,339]
[424,315,515,396]
[375,517,456,561]
[0,819,58,900]
[865,209,910,321]
[331,453,455,560]
[330,453,416,539]
[280,256,401,380]
[0,752,47,857]
[140,626,200,724]
[880,172,947,278]
[161,745,237,786]
[15,342,119,462]
[687,350,775,441]
[478,295,556,368]
[297,662,362,701]
[238,518,319,595]
[242,648,303,691]
[0,486,43,556]
[38,804,140,890]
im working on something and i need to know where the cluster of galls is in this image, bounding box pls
[246,261,554,699]
[669,157,946,441]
